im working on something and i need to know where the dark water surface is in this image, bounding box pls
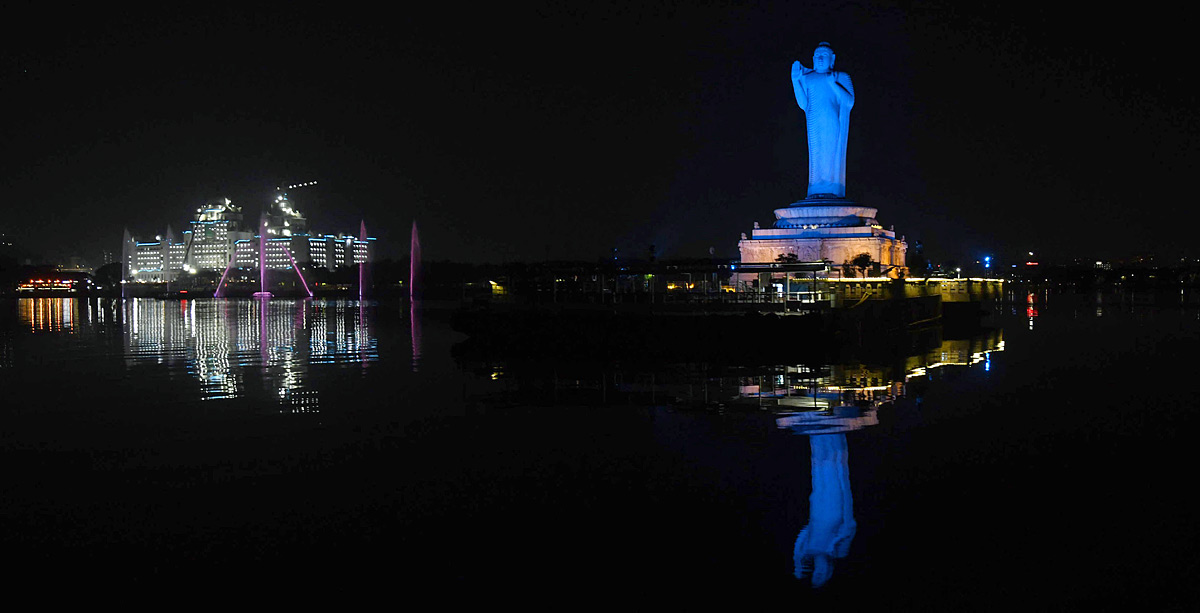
[2,295,1198,605]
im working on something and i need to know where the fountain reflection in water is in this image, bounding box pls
[410,220,422,371]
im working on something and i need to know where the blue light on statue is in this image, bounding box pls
[984,255,992,269]
[791,43,855,198]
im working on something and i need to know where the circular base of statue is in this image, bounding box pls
[773,198,879,229]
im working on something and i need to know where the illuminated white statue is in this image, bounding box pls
[791,42,855,199]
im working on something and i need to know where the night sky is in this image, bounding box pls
[4,2,1196,265]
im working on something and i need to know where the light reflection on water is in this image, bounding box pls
[767,330,1002,587]
[6,291,1200,596]
[12,297,379,408]
[19,296,80,332]
[456,323,1005,587]
[464,327,1004,414]
[768,331,1002,586]
[8,296,1003,587]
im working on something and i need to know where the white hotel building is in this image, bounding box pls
[123,192,374,283]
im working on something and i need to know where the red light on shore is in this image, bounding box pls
[1025,261,1039,266]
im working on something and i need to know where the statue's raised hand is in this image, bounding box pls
[792,60,808,81]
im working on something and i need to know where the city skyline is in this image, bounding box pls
[122,189,372,292]
[4,3,1196,266]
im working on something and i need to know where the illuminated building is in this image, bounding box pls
[123,226,188,283]
[16,271,94,294]
[247,190,373,272]
[123,188,374,283]
[186,198,254,271]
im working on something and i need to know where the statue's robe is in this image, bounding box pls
[793,69,855,198]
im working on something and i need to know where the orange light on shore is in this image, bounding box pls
[17,278,79,292]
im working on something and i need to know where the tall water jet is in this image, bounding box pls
[253,214,272,299]
[409,220,421,302]
[121,228,131,299]
[280,244,314,298]
[213,244,241,298]
[164,224,176,296]
[359,220,369,301]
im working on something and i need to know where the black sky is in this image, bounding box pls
[4,2,1196,264]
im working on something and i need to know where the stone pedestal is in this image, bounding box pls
[738,197,907,278]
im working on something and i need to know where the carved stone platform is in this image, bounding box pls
[739,197,906,277]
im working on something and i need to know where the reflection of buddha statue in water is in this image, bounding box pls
[793,433,857,587]
[791,42,855,199]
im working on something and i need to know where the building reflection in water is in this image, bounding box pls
[19,297,78,333]
[116,298,378,408]
[6,298,382,385]
[14,297,126,343]
[458,324,1005,587]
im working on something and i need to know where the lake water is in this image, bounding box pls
[2,294,1198,605]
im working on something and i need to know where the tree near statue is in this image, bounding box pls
[94,262,122,289]
[791,42,855,199]
[852,253,873,278]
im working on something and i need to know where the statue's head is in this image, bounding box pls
[813,42,835,73]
